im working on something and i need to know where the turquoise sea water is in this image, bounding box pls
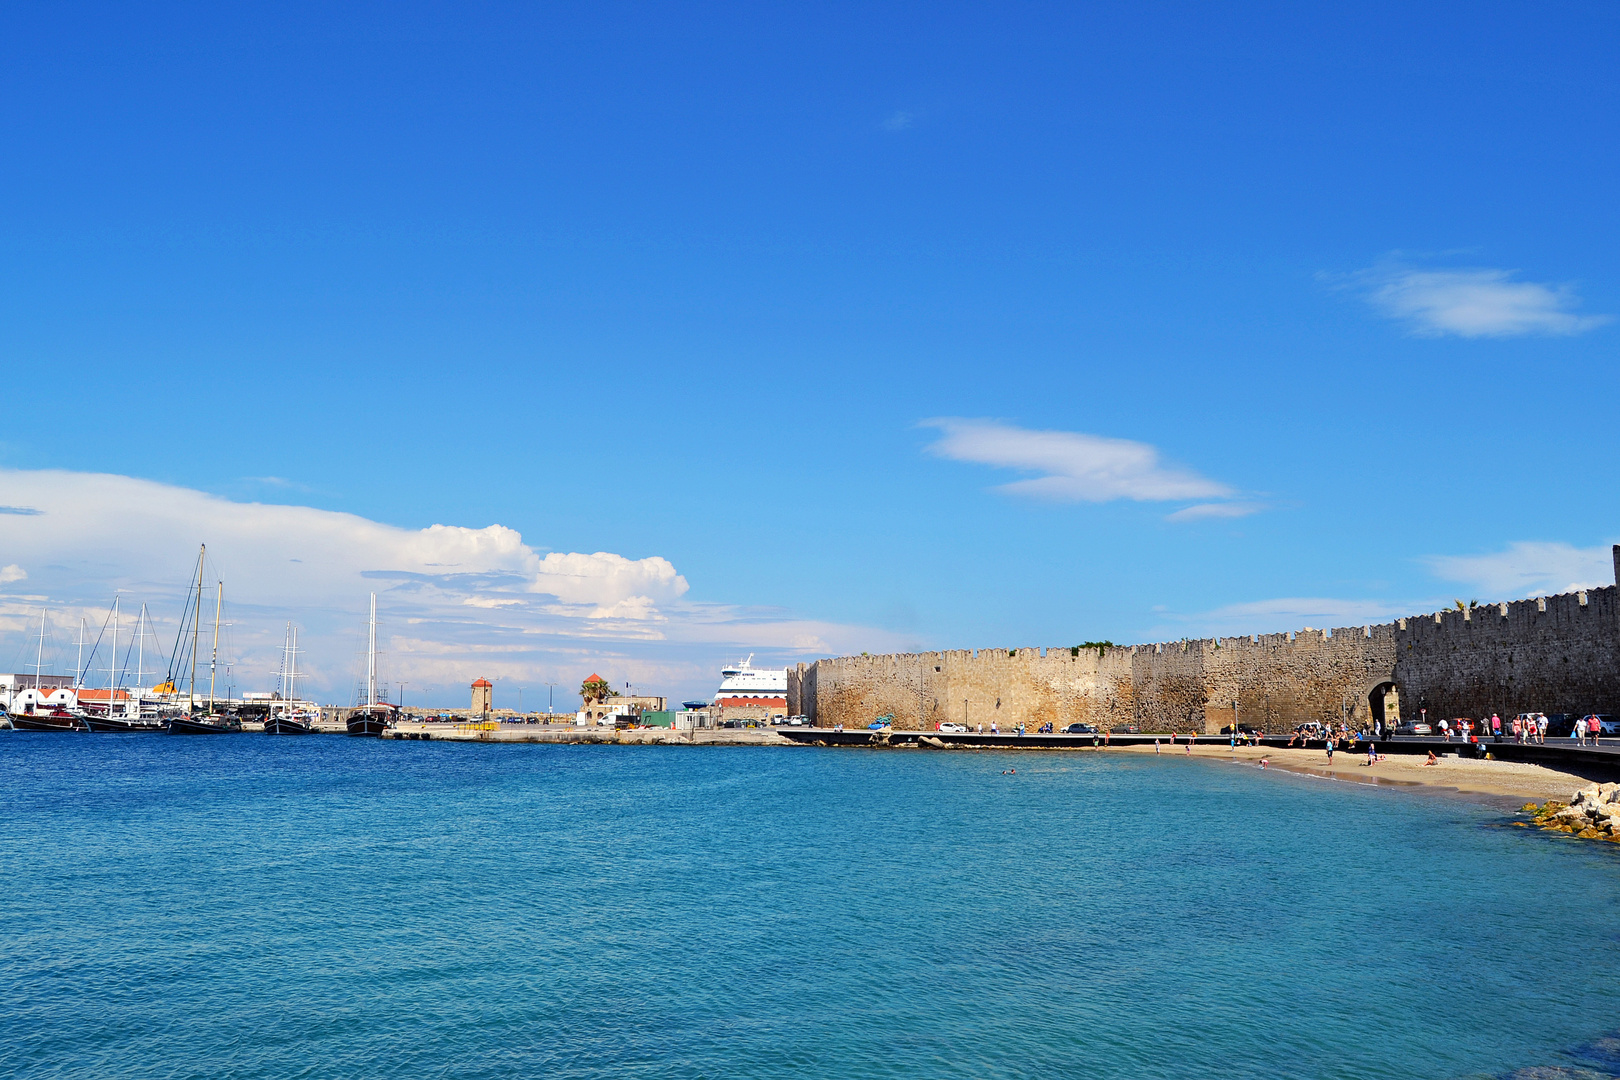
[3,735,1620,1079]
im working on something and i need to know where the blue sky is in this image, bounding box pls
[2,2,1616,707]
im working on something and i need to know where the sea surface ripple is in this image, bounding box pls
[3,734,1619,1079]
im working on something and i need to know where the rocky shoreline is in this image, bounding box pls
[1523,783,1620,842]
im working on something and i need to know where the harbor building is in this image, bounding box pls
[471,678,493,716]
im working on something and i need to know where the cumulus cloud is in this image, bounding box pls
[921,419,1249,516]
[0,468,906,707]
[1427,540,1616,598]
[1344,263,1610,338]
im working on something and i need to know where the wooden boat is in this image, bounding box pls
[167,713,243,735]
[346,706,393,737]
[265,714,314,735]
[266,623,314,734]
[81,714,164,733]
[345,594,393,737]
[10,708,86,732]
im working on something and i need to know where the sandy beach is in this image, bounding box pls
[1115,740,1591,804]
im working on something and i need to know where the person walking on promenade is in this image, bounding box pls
[1492,714,1501,741]
[1538,714,1548,743]
[1590,715,1602,747]
[1511,715,1521,743]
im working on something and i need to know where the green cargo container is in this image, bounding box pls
[640,710,674,727]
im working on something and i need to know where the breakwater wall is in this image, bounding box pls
[788,548,1620,732]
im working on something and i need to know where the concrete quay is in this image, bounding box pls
[382,721,793,746]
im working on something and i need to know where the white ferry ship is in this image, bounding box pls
[712,655,788,710]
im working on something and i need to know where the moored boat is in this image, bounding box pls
[167,714,243,735]
[345,706,393,737]
[265,714,314,735]
[81,714,164,732]
[345,593,393,737]
[10,708,87,732]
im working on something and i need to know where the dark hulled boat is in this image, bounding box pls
[167,713,243,735]
[81,714,165,733]
[9,708,86,732]
[345,706,392,737]
[265,714,314,735]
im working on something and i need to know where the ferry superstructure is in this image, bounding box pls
[712,655,788,710]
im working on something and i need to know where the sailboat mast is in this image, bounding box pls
[190,545,204,713]
[76,618,87,689]
[367,592,377,709]
[109,596,119,715]
[135,604,148,687]
[290,625,299,706]
[34,608,46,690]
[208,582,222,712]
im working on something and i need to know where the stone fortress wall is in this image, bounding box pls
[787,548,1620,733]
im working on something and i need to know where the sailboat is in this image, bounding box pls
[265,623,314,735]
[345,593,393,737]
[8,608,86,732]
[167,545,242,734]
[81,596,164,732]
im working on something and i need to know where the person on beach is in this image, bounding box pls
[1154,738,1161,754]
[1259,757,1268,769]
[1365,742,1377,766]
[1424,750,1438,766]
[1186,736,1193,755]
[1325,738,1335,763]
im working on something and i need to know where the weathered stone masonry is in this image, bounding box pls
[788,548,1620,732]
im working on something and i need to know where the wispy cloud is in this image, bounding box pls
[0,469,907,707]
[1340,261,1610,338]
[1165,502,1265,522]
[881,110,914,131]
[1427,540,1616,598]
[0,505,42,516]
[921,419,1253,520]
[1150,596,1414,640]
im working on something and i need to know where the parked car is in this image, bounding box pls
[1063,723,1098,734]
[937,722,968,733]
[785,715,809,726]
[1110,724,1140,734]
[1394,721,1432,736]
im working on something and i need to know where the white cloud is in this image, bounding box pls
[1164,502,1265,522]
[1348,263,1610,338]
[1427,540,1616,598]
[0,468,907,707]
[922,419,1247,515]
[881,110,914,131]
[0,564,25,584]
